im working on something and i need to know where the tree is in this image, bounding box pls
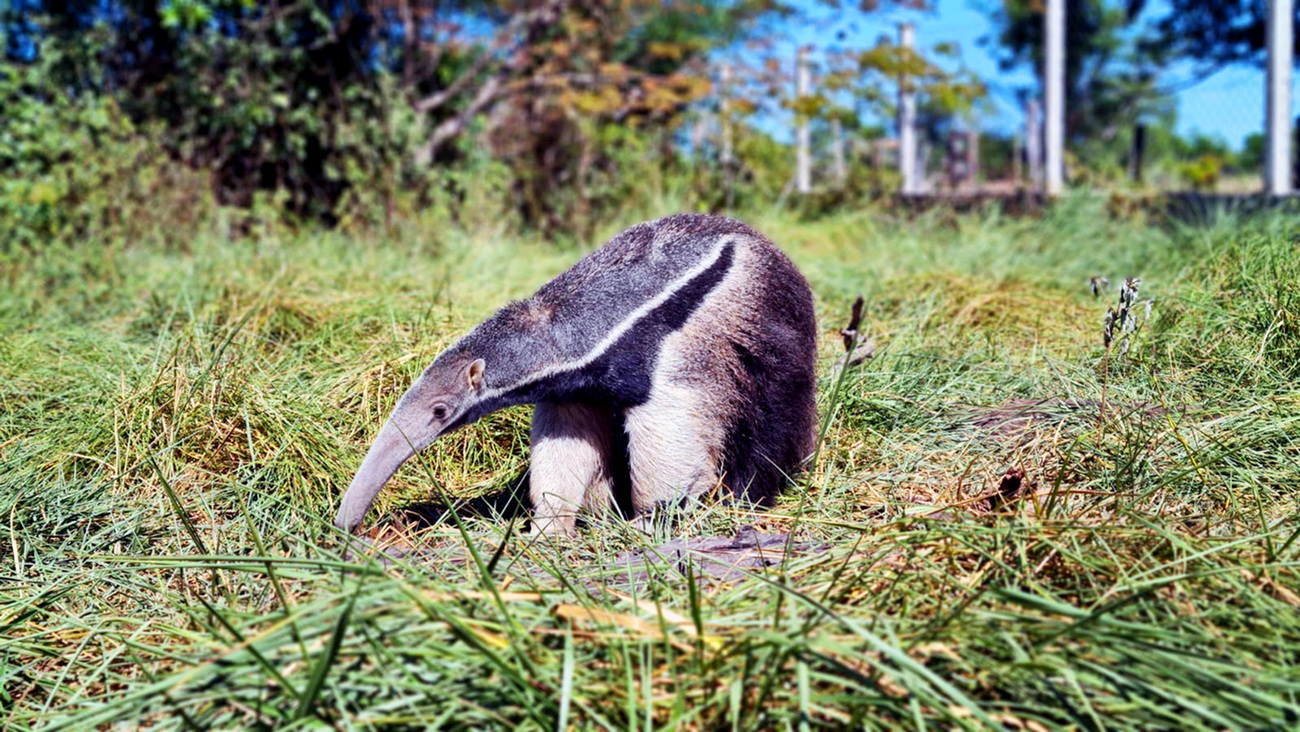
[1240,131,1267,171]
[4,0,792,231]
[982,0,1172,177]
[4,0,988,231]
[1147,0,1300,72]
[438,0,765,234]
[5,1,429,220]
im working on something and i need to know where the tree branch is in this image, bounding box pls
[411,0,571,161]
[414,74,505,164]
[410,0,564,114]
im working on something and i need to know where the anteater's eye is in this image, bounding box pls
[433,405,448,421]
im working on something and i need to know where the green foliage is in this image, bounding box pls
[3,2,427,229]
[1151,0,1283,68]
[472,0,761,236]
[978,131,1016,180]
[509,119,681,240]
[693,126,792,209]
[145,3,416,221]
[1178,155,1221,191]
[1240,132,1266,172]
[3,0,996,237]
[0,52,211,251]
[813,37,986,131]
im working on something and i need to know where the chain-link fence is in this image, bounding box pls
[721,1,1298,201]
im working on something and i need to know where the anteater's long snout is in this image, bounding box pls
[334,418,424,533]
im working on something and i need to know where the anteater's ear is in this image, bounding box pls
[466,359,485,392]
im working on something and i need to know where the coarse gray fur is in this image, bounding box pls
[335,213,817,535]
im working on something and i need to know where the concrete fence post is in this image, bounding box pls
[1044,0,1065,195]
[898,23,919,195]
[1266,0,1293,195]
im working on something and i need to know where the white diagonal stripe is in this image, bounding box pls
[476,238,733,402]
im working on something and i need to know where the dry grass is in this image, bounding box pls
[2,200,1300,729]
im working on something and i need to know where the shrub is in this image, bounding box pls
[1179,154,1222,191]
[1,55,219,252]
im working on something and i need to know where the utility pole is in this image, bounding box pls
[796,47,812,194]
[898,23,918,195]
[1266,0,1293,195]
[1044,0,1065,195]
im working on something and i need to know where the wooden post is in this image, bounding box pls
[1266,0,1293,195]
[1044,0,1065,195]
[1026,99,1043,191]
[966,130,979,190]
[1128,123,1146,184]
[898,23,918,195]
[796,47,812,194]
[917,137,931,193]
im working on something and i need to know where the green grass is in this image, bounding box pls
[3,199,1300,730]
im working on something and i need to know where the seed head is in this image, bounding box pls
[1102,277,1152,359]
[1121,277,1141,307]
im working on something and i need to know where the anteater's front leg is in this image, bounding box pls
[529,402,617,535]
[623,382,724,527]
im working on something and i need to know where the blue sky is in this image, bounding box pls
[779,0,1276,150]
